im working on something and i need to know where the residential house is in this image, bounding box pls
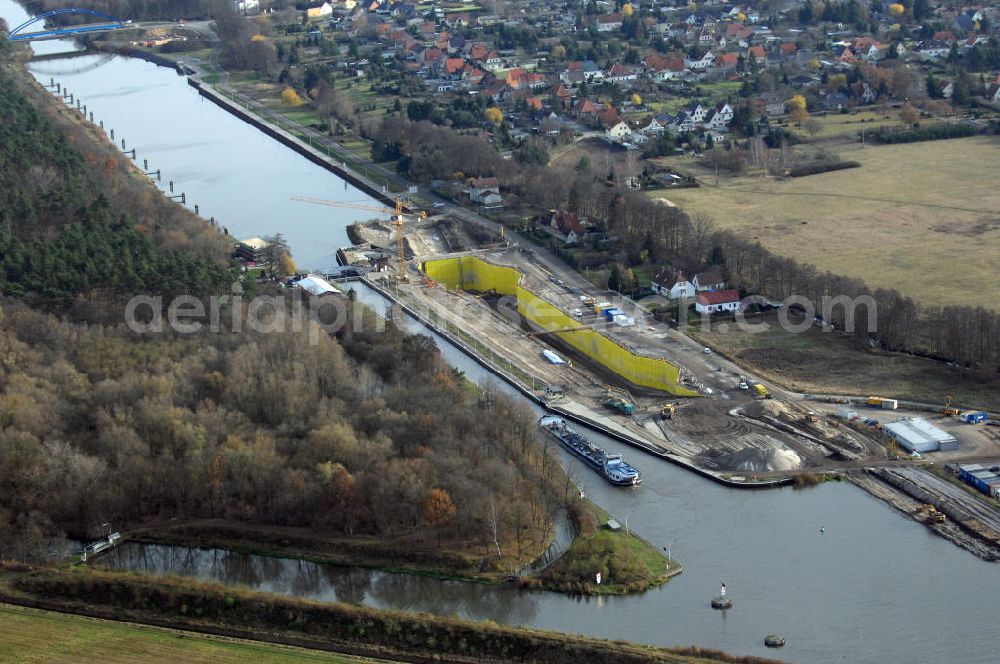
[234,0,260,15]
[607,63,639,82]
[917,40,951,60]
[548,210,585,243]
[790,74,820,88]
[443,57,466,79]
[715,52,739,71]
[597,106,621,128]
[596,12,624,32]
[685,50,715,71]
[573,98,602,120]
[686,103,710,124]
[953,13,975,34]
[306,2,333,19]
[554,83,573,103]
[668,111,696,132]
[638,116,666,136]
[964,35,989,50]
[651,269,695,300]
[703,103,733,132]
[462,66,486,85]
[469,177,502,205]
[467,42,489,60]
[822,91,849,110]
[759,92,785,117]
[605,120,633,143]
[642,53,686,81]
[850,81,877,104]
[582,60,604,81]
[692,271,725,291]
[695,289,741,314]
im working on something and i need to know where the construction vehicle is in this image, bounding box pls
[604,386,636,415]
[606,394,635,415]
[916,504,947,524]
[660,403,677,420]
[752,383,771,399]
[942,394,961,417]
[292,195,427,281]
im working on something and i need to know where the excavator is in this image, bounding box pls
[942,394,961,417]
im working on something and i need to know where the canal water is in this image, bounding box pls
[4,3,998,661]
[3,0,382,271]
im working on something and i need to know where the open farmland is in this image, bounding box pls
[661,136,1000,309]
[0,604,384,664]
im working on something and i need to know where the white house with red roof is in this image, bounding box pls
[695,289,741,315]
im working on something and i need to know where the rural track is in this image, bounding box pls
[893,467,1000,533]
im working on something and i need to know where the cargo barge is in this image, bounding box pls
[539,416,641,486]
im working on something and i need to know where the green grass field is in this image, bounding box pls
[0,604,385,664]
[785,109,918,138]
[539,503,674,594]
[657,136,1000,309]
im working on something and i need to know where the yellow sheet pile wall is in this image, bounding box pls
[422,257,698,396]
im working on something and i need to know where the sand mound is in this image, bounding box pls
[762,400,791,418]
[706,445,803,473]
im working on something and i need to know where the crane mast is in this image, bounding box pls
[291,195,426,281]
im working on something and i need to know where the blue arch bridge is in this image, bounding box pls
[7,8,128,41]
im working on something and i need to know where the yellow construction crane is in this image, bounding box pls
[292,196,427,280]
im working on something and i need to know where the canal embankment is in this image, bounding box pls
[0,568,777,664]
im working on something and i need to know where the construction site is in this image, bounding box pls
[348,214,891,478]
[342,205,1000,558]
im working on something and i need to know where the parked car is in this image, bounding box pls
[703,347,712,354]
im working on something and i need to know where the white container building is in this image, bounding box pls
[884,418,958,453]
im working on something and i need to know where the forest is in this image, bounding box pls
[0,60,562,567]
[0,298,561,567]
[0,67,232,305]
